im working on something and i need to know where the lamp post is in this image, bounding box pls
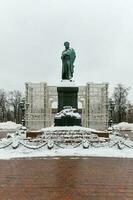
[20,98,25,126]
[108,98,115,127]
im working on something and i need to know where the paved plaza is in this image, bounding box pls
[0,157,133,200]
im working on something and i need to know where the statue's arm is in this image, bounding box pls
[71,49,76,63]
[61,51,64,60]
[61,50,66,60]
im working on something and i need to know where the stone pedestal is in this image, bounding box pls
[57,87,78,112]
[54,116,81,126]
[54,82,81,126]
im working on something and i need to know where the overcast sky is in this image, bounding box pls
[0,0,133,100]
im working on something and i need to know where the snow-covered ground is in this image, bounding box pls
[0,126,133,159]
[0,146,133,159]
[0,121,22,130]
[113,122,133,131]
[0,124,133,159]
[41,126,104,133]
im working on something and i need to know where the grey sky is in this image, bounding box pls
[0,0,133,100]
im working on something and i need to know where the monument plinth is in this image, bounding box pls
[57,81,78,112]
[57,87,78,112]
[55,81,81,126]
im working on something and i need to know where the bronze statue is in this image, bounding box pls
[61,42,76,80]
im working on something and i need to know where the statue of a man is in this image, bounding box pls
[61,42,76,80]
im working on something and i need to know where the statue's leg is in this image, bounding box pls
[67,60,71,80]
[62,64,67,80]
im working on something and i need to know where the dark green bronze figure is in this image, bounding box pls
[61,42,76,80]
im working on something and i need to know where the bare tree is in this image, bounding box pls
[113,84,130,123]
[0,89,7,122]
[127,104,133,123]
[8,90,22,123]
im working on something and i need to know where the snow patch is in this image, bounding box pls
[55,108,81,119]
[0,147,133,159]
[113,122,133,131]
[42,126,98,133]
[0,121,22,130]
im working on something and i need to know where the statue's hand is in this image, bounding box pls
[63,51,70,56]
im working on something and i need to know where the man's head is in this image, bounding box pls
[64,41,70,49]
